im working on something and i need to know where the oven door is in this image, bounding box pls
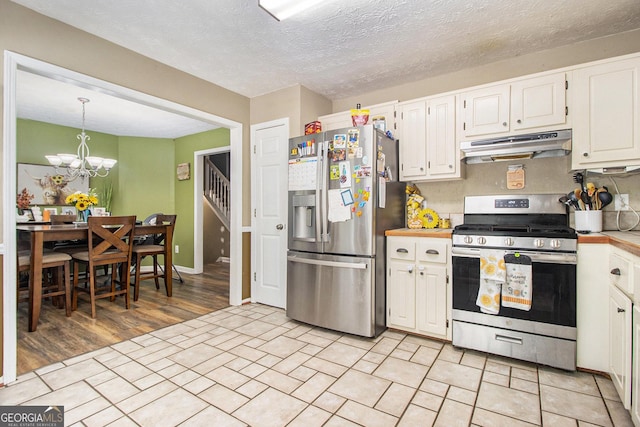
[452,247,576,327]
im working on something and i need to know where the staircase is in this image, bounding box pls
[204,157,230,230]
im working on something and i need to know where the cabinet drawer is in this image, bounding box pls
[387,238,415,261]
[416,239,449,263]
[610,250,633,297]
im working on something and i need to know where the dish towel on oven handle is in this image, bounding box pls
[476,249,507,315]
[502,253,533,311]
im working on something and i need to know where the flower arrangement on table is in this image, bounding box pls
[65,189,99,222]
[16,187,35,212]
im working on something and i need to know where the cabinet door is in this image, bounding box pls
[576,244,610,372]
[609,284,632,409]
[416,263,448,338]
[511,73,567,131]
[398,100,427,180]
[387,260,416,329]
[426,95,458,177]
[461,84,510,137]
[573,57,640,168]
[632,305,640,425]
[368,101,397,134]
[318,111,352,131]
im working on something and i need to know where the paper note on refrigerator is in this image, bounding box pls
[378,176,386,208]
[328,189,351,222]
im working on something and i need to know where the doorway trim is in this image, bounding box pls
[2,51,243,384]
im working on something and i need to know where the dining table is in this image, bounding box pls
[16,222,174,332]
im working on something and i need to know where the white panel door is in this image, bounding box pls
[251,120,289,308]
[609,284,632,409]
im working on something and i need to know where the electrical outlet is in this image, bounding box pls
[615,194,630,211]
[175,245,180,254]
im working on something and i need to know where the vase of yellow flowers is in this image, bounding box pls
[65,189,99,222]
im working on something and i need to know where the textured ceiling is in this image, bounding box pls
[11,0,640,137]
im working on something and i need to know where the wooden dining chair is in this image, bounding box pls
[131,214,177,301]
[71,216,136,318]
[17,249,72,320]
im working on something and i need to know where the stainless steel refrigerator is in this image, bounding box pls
[286,124,404,337]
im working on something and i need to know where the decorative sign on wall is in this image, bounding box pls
[17,163,89,206]
[177,162,190,181]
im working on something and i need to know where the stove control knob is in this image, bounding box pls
[550,239,561,249]
[464,236,473,244]
[477,237,486,245]
[534,239,545,248]
[504,237,514,246]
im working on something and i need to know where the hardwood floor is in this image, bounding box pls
[17,262,230,375]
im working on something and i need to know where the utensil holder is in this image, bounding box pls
[574,210,602,232]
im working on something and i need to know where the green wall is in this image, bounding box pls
[173,128,231,267]
[17,119,231,268]
[16,119,119,202]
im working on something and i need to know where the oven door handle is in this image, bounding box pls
[451,247,577,265]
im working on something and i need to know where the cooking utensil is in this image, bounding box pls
[598,188,613,209]
[568,191,582,210]
[573,172,591,209]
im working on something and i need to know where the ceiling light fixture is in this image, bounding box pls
[45,97,117,180]
[259,0,324,21]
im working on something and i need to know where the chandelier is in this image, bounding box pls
[45,97,117,180]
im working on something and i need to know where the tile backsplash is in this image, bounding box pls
[413,155,640,231]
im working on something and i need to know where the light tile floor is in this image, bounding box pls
[1,304,633,426]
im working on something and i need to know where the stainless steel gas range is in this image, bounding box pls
[451,194,577,371]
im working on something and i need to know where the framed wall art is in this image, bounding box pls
[17,163,89,206]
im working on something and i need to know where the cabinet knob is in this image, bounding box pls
[407,265,413,273]
[583,152,589,157]
[420,167,424,171]
[618,307,626,313]
[420,272,424,276]
[448,164,453,169]
[516,119,522,124]
[502,122,508,127]
[610,268,621,276]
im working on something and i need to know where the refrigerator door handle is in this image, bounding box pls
[287,255,368,270]
[320,141,329,242]
[315,145,323,243]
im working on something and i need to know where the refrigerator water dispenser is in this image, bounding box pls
[292,194,316,241]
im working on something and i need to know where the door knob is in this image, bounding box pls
[276,224,284,230]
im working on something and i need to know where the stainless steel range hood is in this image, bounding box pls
[461,129,572,164]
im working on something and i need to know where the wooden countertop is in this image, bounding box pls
[578,231,640,258]
[385,228,452,238]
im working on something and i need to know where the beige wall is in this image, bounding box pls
[250,84,332,137]
[333,28,640,112]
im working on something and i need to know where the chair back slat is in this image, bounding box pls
[87,216,136,267]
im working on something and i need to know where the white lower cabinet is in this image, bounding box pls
[576,244,610,372]
[387,236,451,340]
[609,282,632,410]
[631,305,640,425]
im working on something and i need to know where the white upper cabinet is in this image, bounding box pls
[460,72,568,139]
[318,101,397,132]
[398,94,459,182]
[572,56,640,170]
